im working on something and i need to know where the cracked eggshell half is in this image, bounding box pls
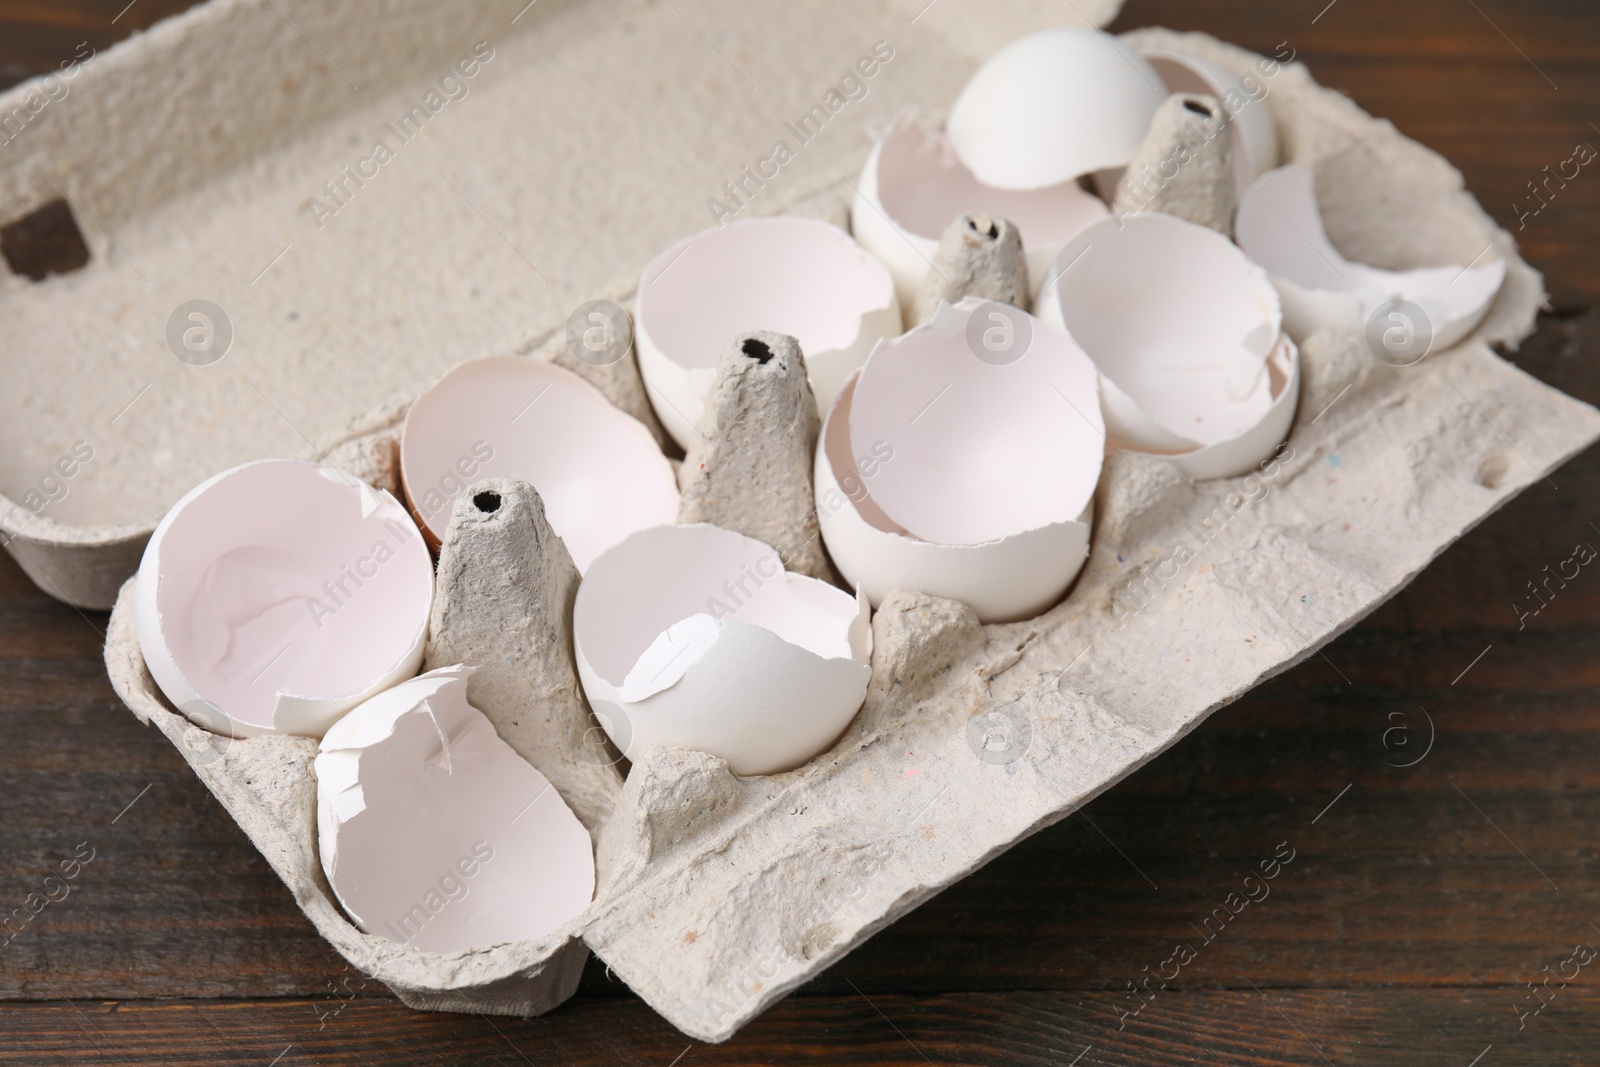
[1140,49,1280,190]
[316,664,595,953]
[135,459,433,740]
[400,355,678,573]
[634,217,901,451]
[946,27,1169,191]
[573,523,871,777]
[816,297,1102,624]
[852,113,1109,312]
[1037,213,1299,481]
[1236,164,1506,351]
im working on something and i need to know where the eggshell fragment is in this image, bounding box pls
[946,28,1169,191]
[316,664,595,953]
[1235,164,1506,351]
[400,355,678,572]
[816,297,1103,623]
[851,114,1108,312]
[573,523,871,777]
[1141,50,1280,189]
[135,459,433,740]
[1038,213,1300,480]
[634,217,900,450]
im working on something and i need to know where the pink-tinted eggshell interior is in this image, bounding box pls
[636,217,895,373]
[152,461,432,732]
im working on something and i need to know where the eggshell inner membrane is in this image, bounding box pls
[874,117,1109,249]
[1237,165,1401,292]
[142,460,432,734]
[847,299,1103,547]
[946,27,1169,191]
[316,665,594,953]
[400,356,678,572]
[1235,164,1505,347]
[817,372,1094,623]
[575,523,861,689]
[1050,215,1282,448]
[636,217,897,372]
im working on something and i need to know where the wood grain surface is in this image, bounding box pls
[2,1,1598,1063]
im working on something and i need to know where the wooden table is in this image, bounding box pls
[2,1,1597,1063]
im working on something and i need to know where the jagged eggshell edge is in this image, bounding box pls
[946,27,1169,191]
[399,355,678,572]
[816,373,1092,624]
[315,664,596,953]
[850,113,1108,313]
[135,458,432,740]
[633,218,901,451]
[573,524,871,777]
[1036,215,1300,480]
[1236,164,1507,352]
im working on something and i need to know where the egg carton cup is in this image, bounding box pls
[20,1,1591,1045]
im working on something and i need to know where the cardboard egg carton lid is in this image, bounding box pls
[9,0,1597,1045]
[0,0,1118,608]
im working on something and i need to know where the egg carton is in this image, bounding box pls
[4,0,1593,1047]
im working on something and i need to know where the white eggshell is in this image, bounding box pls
[573,523,871,777]
[1141,50,1280,189]
[818,376,1093,624]
[1039,213,1299,480]
[134,459,433,739]
[815,296,1103,624]
[851,113,1109,314]
[634,217,901,451]
[1161,334,1299,481]
[316,664,594,953]
[946,27,1169,191]
[1235,164,1506,351]
[400,355,678,573]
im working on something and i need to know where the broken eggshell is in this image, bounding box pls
[316,664,595,953]
[135,459,433,739]
[573,523,871,777]
[851,113,1108,312]
[816,297,1103,624]
[945,27,1169,192]
[634,217,901,451]
[1037,213,1300,481]
[1140,49,1280,191]
[1235,164,1506,352]
[400,355,678,573]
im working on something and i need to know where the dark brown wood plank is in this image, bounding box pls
[0,1,200,91]
[2,989,1597,1066]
